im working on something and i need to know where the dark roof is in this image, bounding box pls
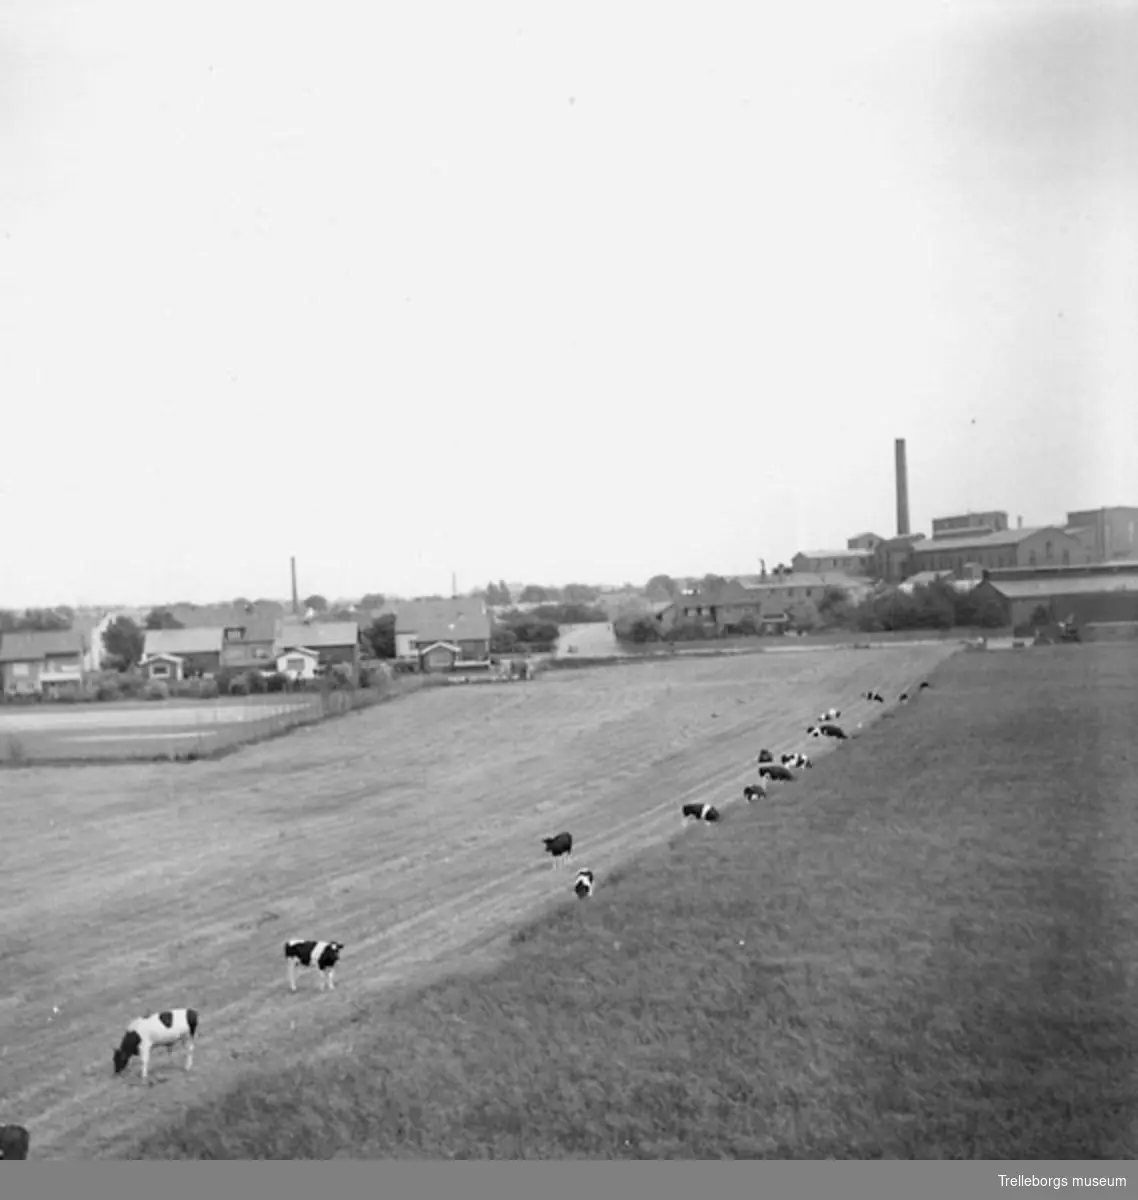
[374,598,492,642]
[142,627,226,656]
[0,629,86,663]
[912,526,1062,553]
[982,576,1138,600]
[223,617,278,643]
[277,620,359,649]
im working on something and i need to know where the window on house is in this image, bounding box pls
[805,588,813,597]
[12,663,28,677]
[152,664,169,678]
[253,647,270,659]
[287,657,305,672]
[1045,540,1053,561]
[1029,551,1037,566]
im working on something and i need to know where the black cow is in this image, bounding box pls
[0,1125,29,1160]
[542,831,573,867]
[681,802,720,823]
[743,784,767,802]
[758,763,793,782]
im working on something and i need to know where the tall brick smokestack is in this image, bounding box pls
[290,556,300,616]
[895,438,911,537]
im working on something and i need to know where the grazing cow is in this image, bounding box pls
[743,783,767,802]
[807,722,848,740]
[757,749,773,764]
[758,763,793,782]
[919,681,930,690]
[681,802,720,823]
[285,940,344,992]
[818,707,841,721]
[112,1008,198,1084]
[899,691,909,703]
[780,752,812,769]
[542,831,573,867]
[574,868,595,899]
[0,1125,29,1160]
[864,690,884,703]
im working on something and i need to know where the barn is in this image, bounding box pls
[973,563,1138,636]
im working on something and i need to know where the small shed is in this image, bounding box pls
[419,640,461,673]
[139,652,186,682]
[277,646,320,681]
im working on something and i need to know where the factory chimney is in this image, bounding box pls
[894,438,911,537]
[290,556,300,615]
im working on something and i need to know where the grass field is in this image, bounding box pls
[0,644,953,1159]
[112,642,1138,1160]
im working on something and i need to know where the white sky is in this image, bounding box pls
[2,0,1136,607]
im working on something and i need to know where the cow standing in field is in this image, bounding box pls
[112,1008,199,1085]
[743,783,767,802]
[780,752,811,769]
[0,1125,30,1160]
[757,749,774,764]
[864,690,884,703]
[285,940,344,992]
[817,707,841,721]
[543,831,573,867]
[574,868,595,898]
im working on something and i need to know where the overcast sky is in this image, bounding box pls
[2,0,1135,607]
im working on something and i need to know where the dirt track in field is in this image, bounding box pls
[0,645,957,1159]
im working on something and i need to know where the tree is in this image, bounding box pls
[484,581,510,605]
[520,584,548,604]
[561,583,600,605]
[103,616,144,669]
[145,608,184,630]
[359,592,386,611]
[362,614,396,659]
[644,574,677,601]
[614,615,662,644]
[817,585,853,628]
[304,594,328,613]
[13,608,69,632]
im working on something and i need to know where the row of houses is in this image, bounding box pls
[1,599,498,697]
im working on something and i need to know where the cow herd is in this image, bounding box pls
[1,677,932,1160]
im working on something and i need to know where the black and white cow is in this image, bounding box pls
[112,1008,198,1084]
[757,749,774,764]
[899,691,909,703]
[574,868,595,899]
[817,707,841,721]
[863,690,884,703]
[781,752,812,769]
[681,802,720,823]
[807,722,847,740]
[758,763,793,782]
[743,783,767,802]
[285,940,344,992]
[0,1125,29,1160]
[542,831,573,867]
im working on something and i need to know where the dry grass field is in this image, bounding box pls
[0,644,952,1159]
[122,642,1138,1160]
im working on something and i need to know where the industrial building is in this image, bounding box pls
[971,561,1138,634]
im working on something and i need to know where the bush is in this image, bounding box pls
[199,677,220,700]
[265,671,288,693]
[245,670,267,695]
[614,615,662,644]
[144,680,170,701]
[664,620,711,643]
[227,675,249,697]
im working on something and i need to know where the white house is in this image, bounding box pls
[276,646,320,681]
